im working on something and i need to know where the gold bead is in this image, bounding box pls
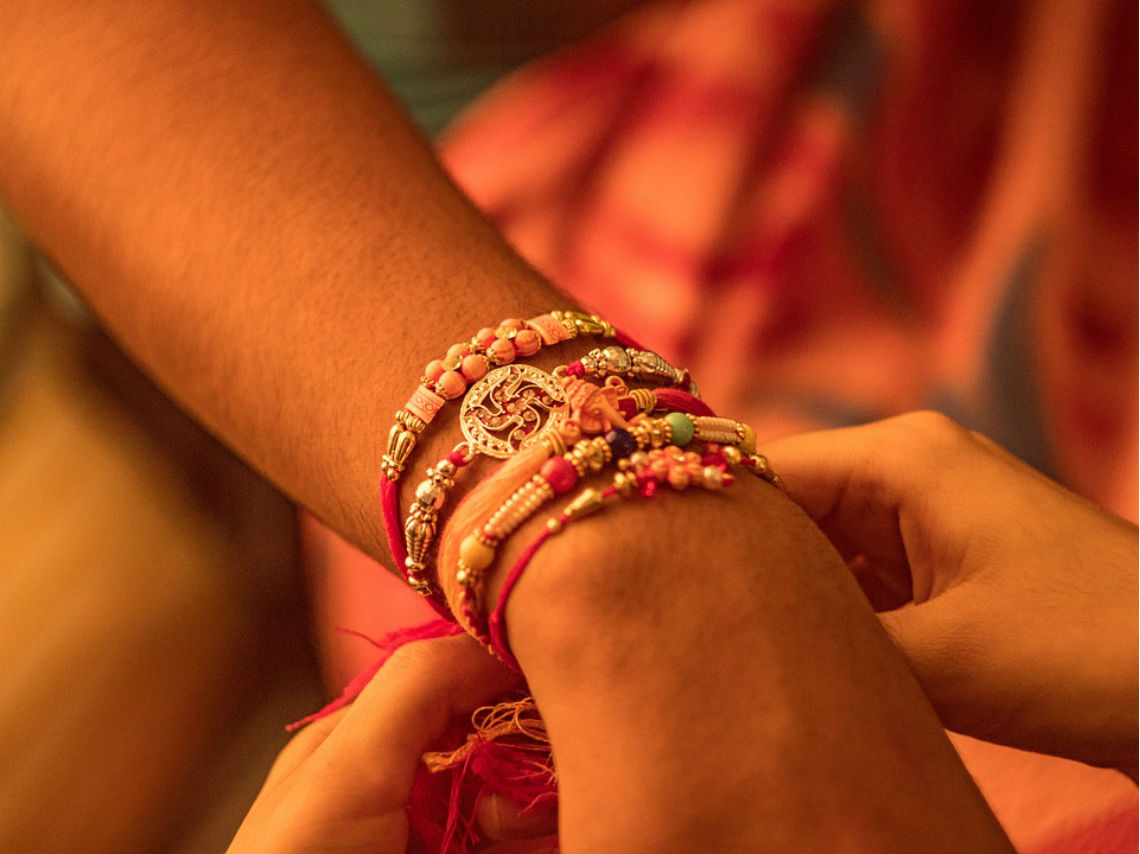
[738,423,757,455]
[459,534,496,571]
[667,465,691,490]
[702,466,725,489]
[563,488,606,521]
[722,446,742,465]
[546,518,564,534]
[614,471,637,498]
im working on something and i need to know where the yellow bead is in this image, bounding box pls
[459,534,495,571]
[738,423,757,455]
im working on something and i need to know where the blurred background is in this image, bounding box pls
[0,208,323,852]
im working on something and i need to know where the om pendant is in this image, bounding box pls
[459,364,569,458]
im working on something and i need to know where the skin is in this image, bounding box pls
[764,411,1139,779]
[227,413,1137,851]
[2,1,1121,850]
[228,634,559,854]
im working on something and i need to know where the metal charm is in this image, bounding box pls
[459,364,569,459]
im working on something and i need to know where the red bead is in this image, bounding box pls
[617,397,638,419]
[540,457,579,494]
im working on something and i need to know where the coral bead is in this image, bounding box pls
[475,327,498,348]
[423,359,446,382]
[487,338,516,365]
[513,329,541,357]
[436,370,467,400]
[460,353,489,381]
[498,317,525,331]
[447,342,471,360]
[442,353,462,372]
[665,412,695,445]
[539,456,579,494]
[459,535,495,571]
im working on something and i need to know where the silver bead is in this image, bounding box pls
[414,480,444,508]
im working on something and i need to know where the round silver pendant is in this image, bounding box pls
[459,364,569,459]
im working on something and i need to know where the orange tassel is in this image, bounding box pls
[438,443,549,604]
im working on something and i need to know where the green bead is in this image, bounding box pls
[665,411,695,446]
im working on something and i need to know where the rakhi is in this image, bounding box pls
[451,412,763,648]
[396,353,698,609]
[380,309,631,614]
[488,444,782,671]
[382,311,624,484]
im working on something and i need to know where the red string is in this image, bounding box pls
[381,474,455,621]
[380,329,692,628]
[653,387,714,416]
[614,326,646,350]
[485,392,719,667]
[487,527,554,672]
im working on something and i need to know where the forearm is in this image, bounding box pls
[494,482,1015,852]
[0,0,565,561]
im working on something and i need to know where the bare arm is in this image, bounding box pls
[0,0,565,559]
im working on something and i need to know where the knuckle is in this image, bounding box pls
[382,636,453,672]
[888,410,971,451]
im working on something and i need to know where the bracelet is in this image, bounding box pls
[453,412,764,648]
[488,444,781,670]
[394,350,697,608]
[380,309,629,611]
[382,310,622,483]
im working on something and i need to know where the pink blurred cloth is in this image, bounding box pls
[304,1,1137,850]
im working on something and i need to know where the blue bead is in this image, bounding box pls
[604,428,638,460]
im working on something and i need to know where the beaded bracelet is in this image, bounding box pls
[487,445,782,670]
[401,359,699,605]
[382,310,625,484]
[380,310,633,613]
[453,412,764,648]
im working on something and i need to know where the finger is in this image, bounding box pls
[266,706,350,783]
[763,421,915,578]
[477,793,558,844]
[315,633,520,806]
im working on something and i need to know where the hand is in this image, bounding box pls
[228,634,555,854]
[765,411,1138,776]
